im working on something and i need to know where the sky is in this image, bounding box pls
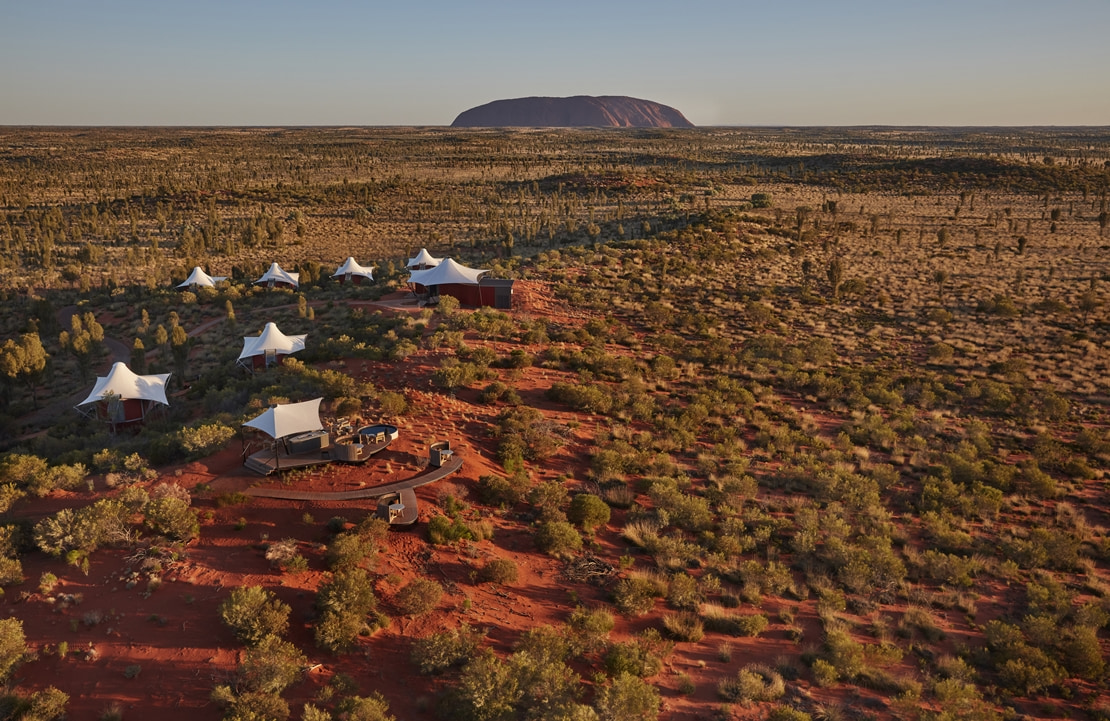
[1,0,1107,127]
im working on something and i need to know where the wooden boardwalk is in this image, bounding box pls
[240,455,463,501]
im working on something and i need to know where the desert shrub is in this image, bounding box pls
[593,672,660,721]
[239,634,307,694]
[218,586,291,646]
[612,576,663,617]
[823,627,865,680]
[567,493,611,533]
[450,647,582,721]
[393,578,443,616]
[718,664,786,703]
[411,624,485,675]
[546,381,615,415]
[178,422,235,456]
[0,454,87,497]
[528,480,569,521]
[334,693,395,721]
[766,708,811,721]
[566,606,615,654]
[211,689,289,721]
[666,572,701,610]
[326,532,376,572]
[475,472,529,507]
[477,381,521,406]
[1061,625,1105,679]
[534,521,582,558]
[427,515,475,545]
[143,496,199,541]
[661,612,704,642]
[315,569,380,654]
[603,629,673,678]
[0,686,69,721]
[377,390,408,416]
[0,556,21,587]
[701,605,769,637]
[477,558,518,585]
[0,618,27,683]
[33,499,131,556]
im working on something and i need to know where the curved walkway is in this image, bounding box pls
[239,455,463,501]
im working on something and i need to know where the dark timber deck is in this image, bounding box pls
[242,435,394,476]
[240,455,464,501]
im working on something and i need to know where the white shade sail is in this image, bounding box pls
[332,257,374,280]
[177,267,227,288]
[407,257,488,286]
[255,262,300,287]
[406,248,442,269]
[78,362,171,406]
[238,322,307,361]
[243,398,323,439]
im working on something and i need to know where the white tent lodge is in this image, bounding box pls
[76,362,171,430]
[237,322,306,371]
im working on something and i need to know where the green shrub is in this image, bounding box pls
[718,664,786,703]
[594,672,660,721]
[0,618,27,683]
[143,496,199,541]
[478,558,519,585]
[218,586,291,647]
[661,613,704,642]
[393,578,443,616]
[567,493,611,533]
[239,635,307,694]
[411,624,485,675]
[534,521,582,558]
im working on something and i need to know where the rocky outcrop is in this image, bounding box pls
[451,96,694,128]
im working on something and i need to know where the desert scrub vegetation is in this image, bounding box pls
[2,127,1110,719]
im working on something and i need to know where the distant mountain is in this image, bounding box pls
[451,96,694,128]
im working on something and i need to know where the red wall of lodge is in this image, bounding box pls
[251,353,289,370]
[95,398,146,423]
[439,283,484,306]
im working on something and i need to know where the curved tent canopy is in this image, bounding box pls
[78,362,171,407]
[177,267,227,288]
[332,257,374,281]
[406,248,442,269]
[255,262,300,288]
[243,398,323,440]
[238,322,306,361]
[407,257,488,287]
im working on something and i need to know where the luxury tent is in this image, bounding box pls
[254,262,300,289]
[76,362,171,430]
[332,257,374,285]
[177,266,227,289]
[406,248,442,270]
[407,257,514,308]
[243,398,324,440]
[237,322,306,371]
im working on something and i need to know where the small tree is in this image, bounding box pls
[218,586,291,646]
[567,494,611,534]
[393,578,443,617]
[0,617,27,683]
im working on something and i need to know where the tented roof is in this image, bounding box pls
[255,262,300,287]
[406,248,442,268]
[243,398,324,439]
[78,362,171,407]
[332,257,374,280]
[238,322,307,361]
[177,267,227,288]
[408,257,488,286]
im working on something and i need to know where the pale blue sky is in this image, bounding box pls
[1,0,1107,126]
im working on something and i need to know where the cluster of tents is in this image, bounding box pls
[79,249,516,430]
[177,249,513,309]
[77,321,308,429]
[178,258,372,291]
